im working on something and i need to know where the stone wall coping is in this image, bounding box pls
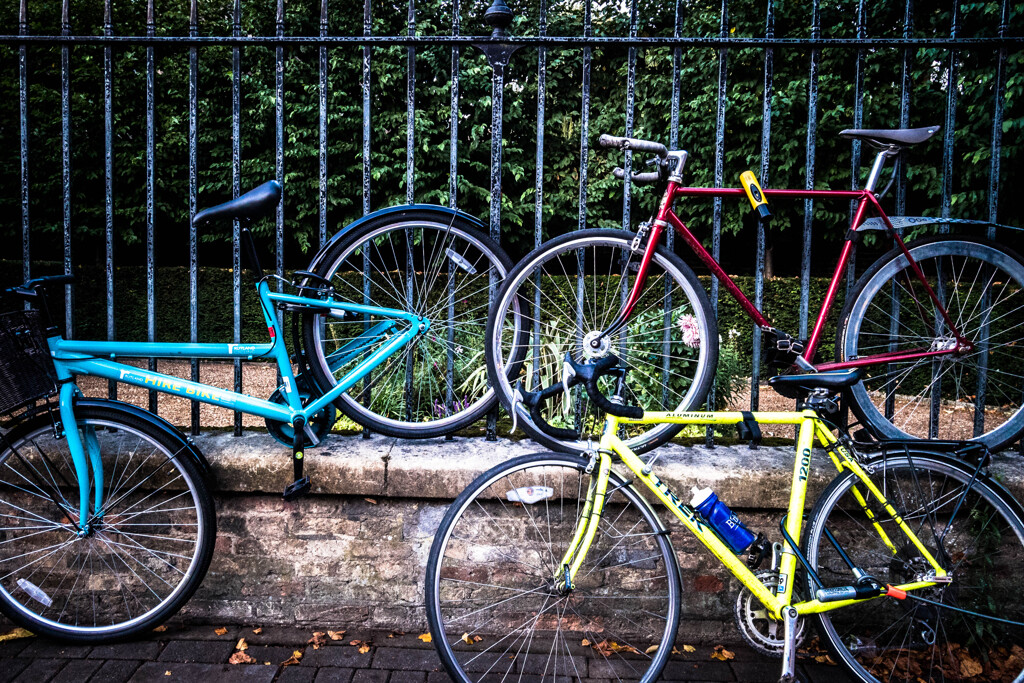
[198,431,1024,509]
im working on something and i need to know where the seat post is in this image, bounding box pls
[239,220,265,279]
[863,147,898,193]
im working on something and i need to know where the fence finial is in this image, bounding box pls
[483,0,513,38]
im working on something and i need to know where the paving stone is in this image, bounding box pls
[157,639,235,663]
[242,644,299,666]
[0,659,31,683]
[131,662,277,683]
[426,672,453,683]
[302,647,374,669]
[388,671,426,683]
[276,666,317,683]
[90,659,143,683]
[372,648,442,671]
[10,659,66,683]
[242,627,317,647]
[351,670,388,683]
[50,658,103,683]
[801,662,854,683]
[660,659,734,681]
[0,635,33,659]
[160,624,242,641]
[17,640,91,659]
[89,641,162,660]
[314,668,354,683]
[729,660,778,682]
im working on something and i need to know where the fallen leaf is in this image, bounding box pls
[252,627,263,635]
[327,630,346,641]
[364,497,378,504]
[281,650,303,666]
[214,627,228,636]
[0,628,34,642]
[645,645,659,654]
[461,633,474,645]
[236,638,248,651]
[580,638,591,647]
[710,645,735,661]
[960,656,984,678]
[388,631,404,638]
[670,647,682,655]
[165,672,171,676]
[229,651,256,665]
[264,662,271,666]
[152,625,168,633]
[682,644,696,653]
[473,636,482,643]
[359,644,371,654]
[308,632,327,650]
[418,633,432,643]
[350,639,362,647]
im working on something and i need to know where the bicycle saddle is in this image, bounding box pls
[768,369,864,399]
[838,125,940,148]
[193,180,281,226]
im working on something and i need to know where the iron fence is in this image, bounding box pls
[1,0,1021,443]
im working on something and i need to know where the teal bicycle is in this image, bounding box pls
[0,180,517,642]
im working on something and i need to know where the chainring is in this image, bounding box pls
[733,570,806,658]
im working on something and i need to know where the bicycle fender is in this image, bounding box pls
[305,204,487,273]
[75,398,213,482]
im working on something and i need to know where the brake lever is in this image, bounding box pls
[561,359,577,399]
[510,382,525,435]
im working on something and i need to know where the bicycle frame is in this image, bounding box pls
[47,277,428,531]
[610,182,969,370]
[558,410,946,621]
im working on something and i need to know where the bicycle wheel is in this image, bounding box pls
[804,450,1024,682]
[302,210,518,438]
[425,452,681,683]
[838,237,1024,450]
[485,229,718,454]
[0,402,216,642]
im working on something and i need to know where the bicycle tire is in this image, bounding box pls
[837,236,1024,451]
[803,449,1024,682]
[485,229,718,454]
[0,402,216,642]
[425,452,681,683]
[302,210,519,438]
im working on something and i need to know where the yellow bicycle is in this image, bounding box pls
[425,355,1024,683]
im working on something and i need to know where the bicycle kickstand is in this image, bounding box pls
[283,416,312,501]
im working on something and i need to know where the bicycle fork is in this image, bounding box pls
[58,382,103,535]
[554,451,613,591]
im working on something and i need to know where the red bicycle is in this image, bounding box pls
[486,126,1024,453]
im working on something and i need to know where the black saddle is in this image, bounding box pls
[193,180,281,226]
[768,369,864,400]
[838,125,940,148]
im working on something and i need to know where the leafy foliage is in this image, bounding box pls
[0,0,1020,272]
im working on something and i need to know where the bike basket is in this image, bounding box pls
[0,309,57,415]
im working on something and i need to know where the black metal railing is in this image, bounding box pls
[1,0,1020,443]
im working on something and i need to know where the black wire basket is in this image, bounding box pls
[0,309,57,416]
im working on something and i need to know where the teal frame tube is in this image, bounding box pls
[50,280,427,529]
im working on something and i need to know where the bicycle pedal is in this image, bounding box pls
[283,476,311,501]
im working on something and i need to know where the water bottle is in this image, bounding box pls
[689,486,757,554]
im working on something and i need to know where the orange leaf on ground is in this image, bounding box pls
[682,644,696,653]
[327,630,346,641]
[214,627,228,636]
[0,628,34,642]
[461,633,473,645]
[308,632,327,650]
[418,633,432,643]
[236,638,248,651]
[229,651,256,665]
[281,650,303,666]
[350,640,362,647]
[710,645,735,661]
[364,498,378,504]
[645,646,659,655]
[252,628,263,634]
[580,639,591,647]
[152,625,168,633]
[359,645,371,654]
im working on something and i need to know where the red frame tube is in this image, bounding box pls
[613,183,967,371]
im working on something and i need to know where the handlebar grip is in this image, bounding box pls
[598,134,668,159]
[516,381,579,441]
[739,170,772,221]
[612,167,663,185]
